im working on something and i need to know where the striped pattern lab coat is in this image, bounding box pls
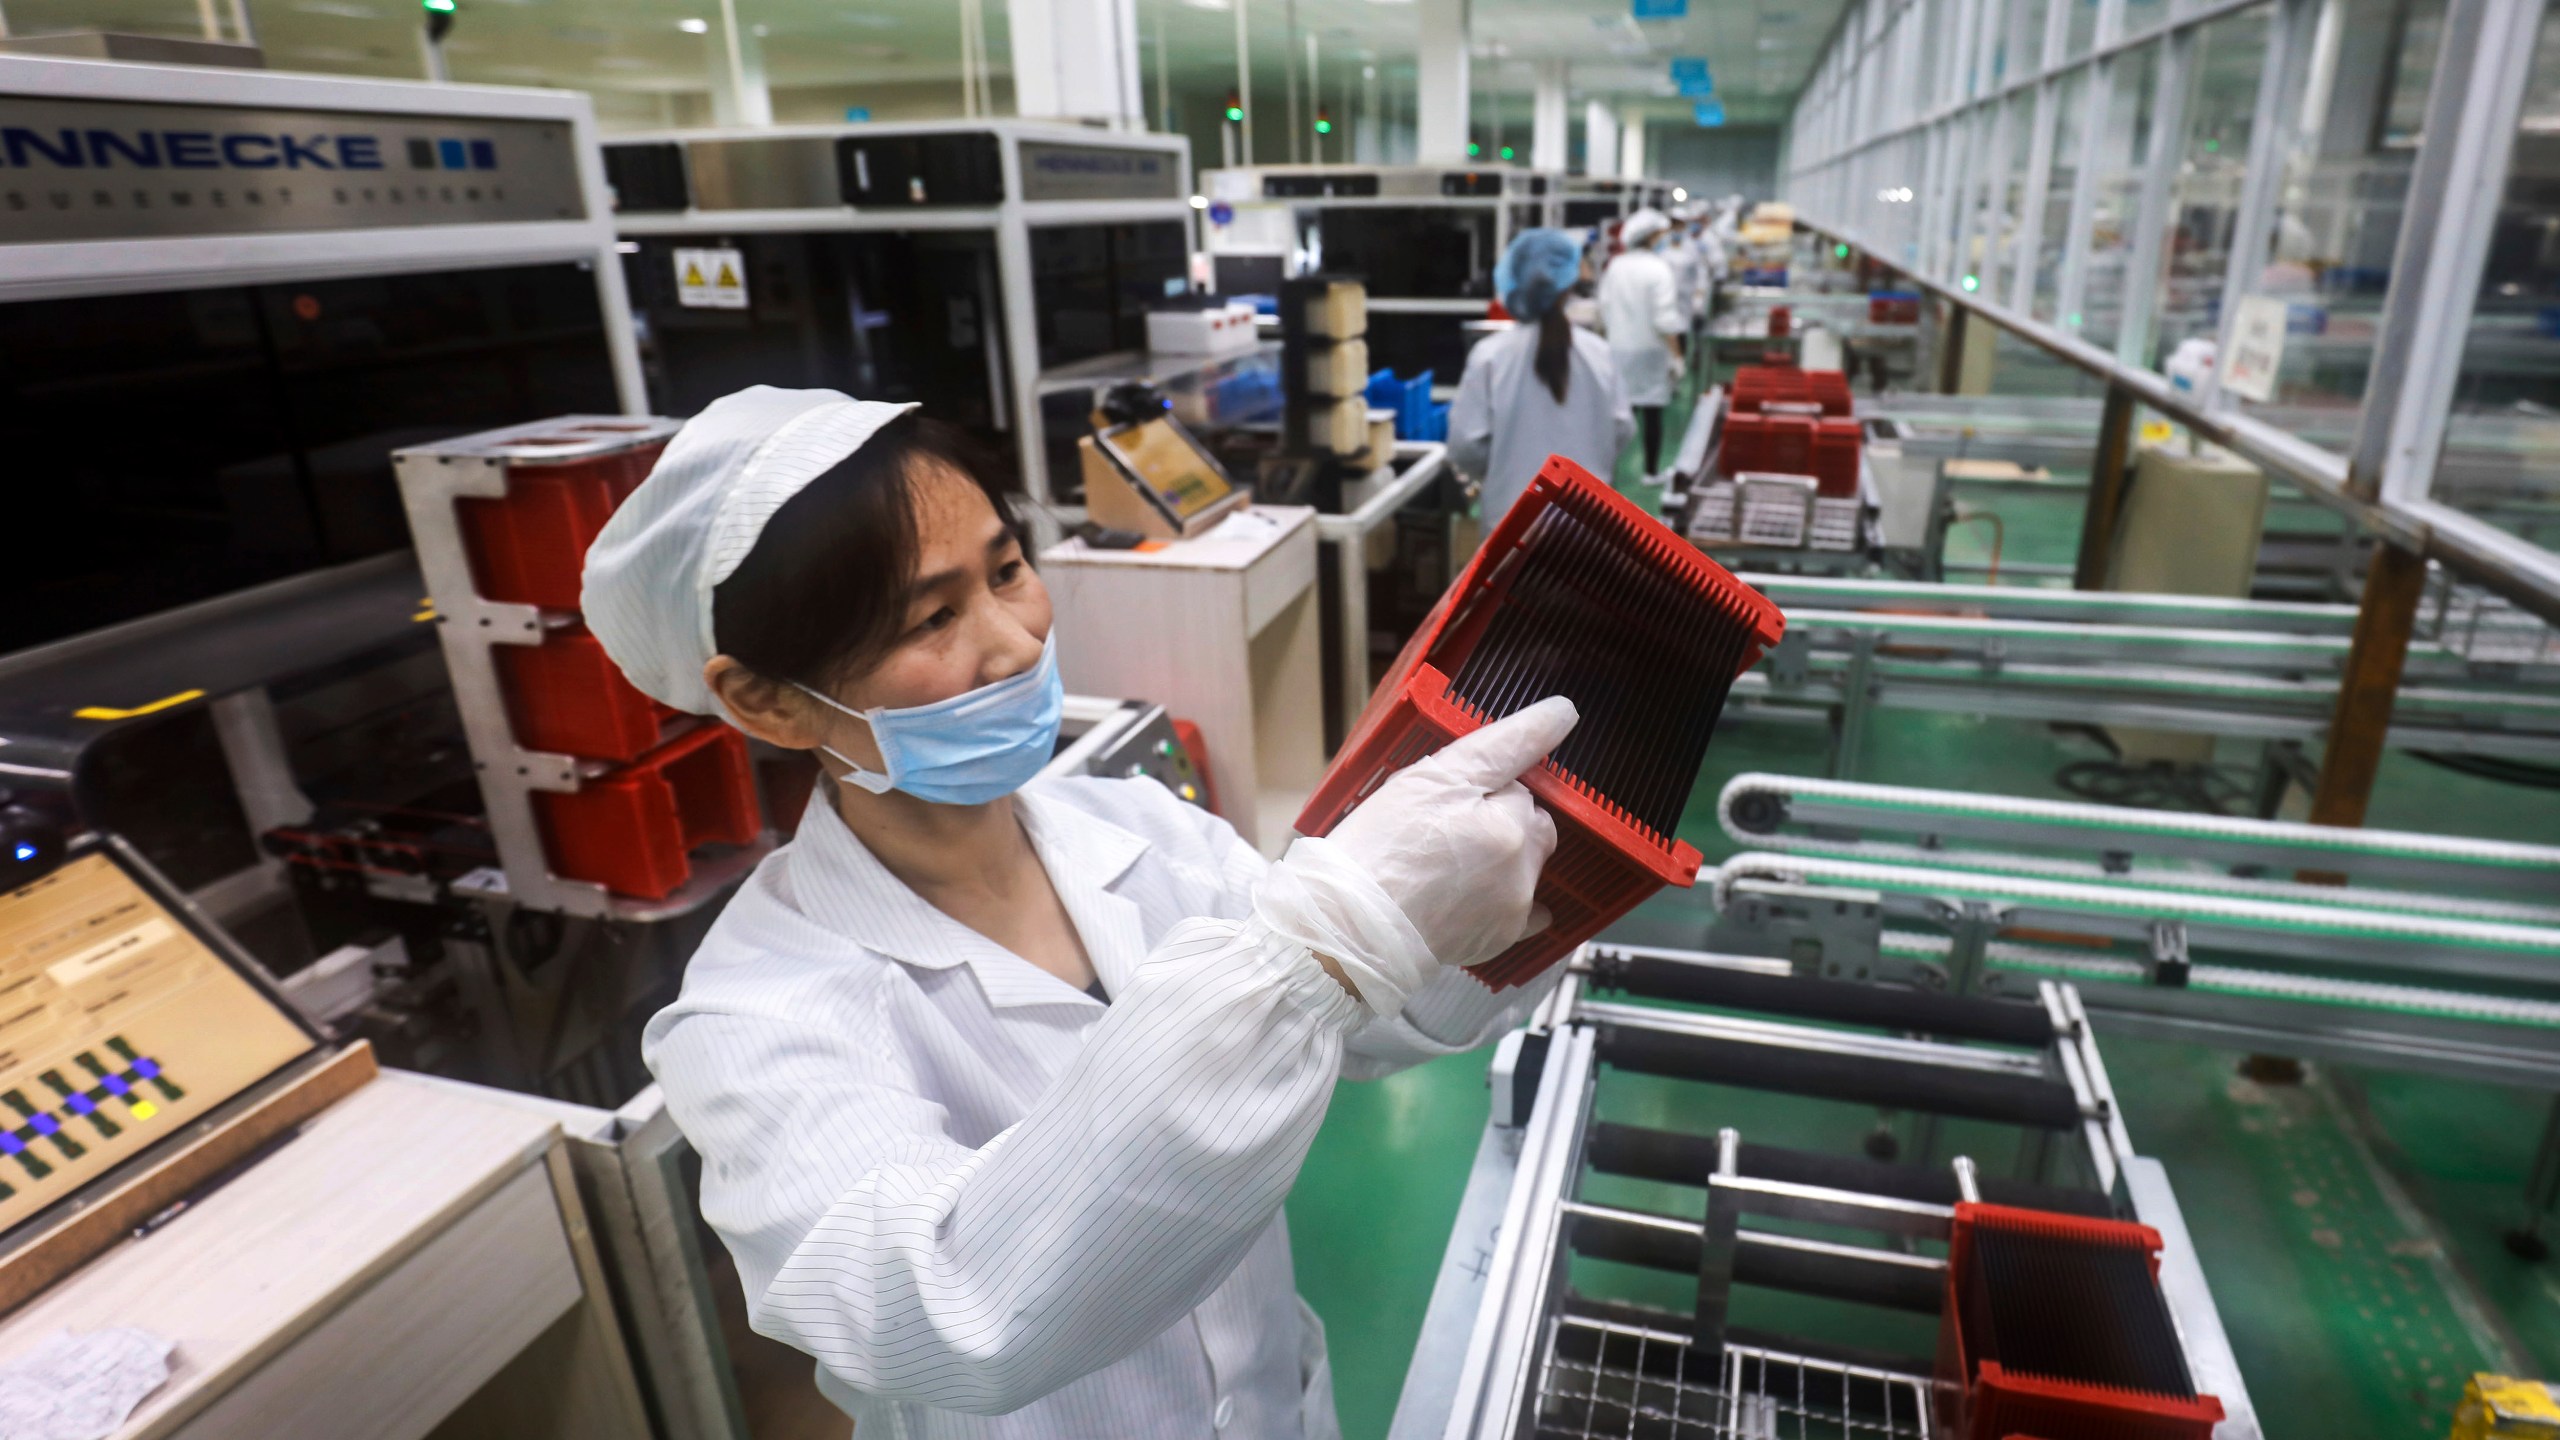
[643,774,1555,1438]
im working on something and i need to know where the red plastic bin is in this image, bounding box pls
[497,625,675,762]
[458,443,662,610]
[1296,456,1784,990]
[1764,414,1815,475]
[1812,417,1863,498]
[1936,1203,2227,1440]
[537,724,760,900]
[1721,413,1768,476]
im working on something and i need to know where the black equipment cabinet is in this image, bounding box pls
[622,231,1013,454]
[0,262,618,658]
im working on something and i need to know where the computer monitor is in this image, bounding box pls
[0,838,321,1248]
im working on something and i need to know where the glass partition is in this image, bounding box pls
[1780,0,2560,611]
[2438,8,2560,551]
[2152,5,2273,369]
[2033,69,2088,322]
[2080,43,2163,349]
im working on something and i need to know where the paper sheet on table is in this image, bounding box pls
[1208,508,1285,544]
[0,1328,174,1440]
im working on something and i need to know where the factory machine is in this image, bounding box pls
[1400,943,2257,1439]
[0,54,654,1074]
[1199,162,1561,380]
[1558,177,1654,228]
[599,120,1249,534]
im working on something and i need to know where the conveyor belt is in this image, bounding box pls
[1877,929,2560,1030]
[1718,772,2560,895]
[1584,1121,2113,1217]
[1580,944,2058,1046]
[1726,839,2560,928]
[1592,1015,2088,1129]
[1734,573,2362,633]
[1716,851,2560,986]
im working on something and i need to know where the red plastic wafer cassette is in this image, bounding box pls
[1295,455,1783,990]
[1937,1203,2227,1440]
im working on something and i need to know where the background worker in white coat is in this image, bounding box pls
[1598,207,1689,478]
[1449,228,1636,522]
[580,386,1579,1440]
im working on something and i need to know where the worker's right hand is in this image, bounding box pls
[1255,697,1578,1016]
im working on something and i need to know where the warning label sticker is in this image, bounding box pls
[675,246,748,310]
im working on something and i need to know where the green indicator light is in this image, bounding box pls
[423,0,455,11]
[1834,243,1849,259]
[1225,106,1244,122]
[1315,120,1332,134]
[2203,138,2220,152]
[1468,142,1481,156]
[1499,145,1515,159]
[1961,273,1980,292]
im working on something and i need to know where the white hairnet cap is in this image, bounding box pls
[1621,208,1671,247]
[582,385,920,716]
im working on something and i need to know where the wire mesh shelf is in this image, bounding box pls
[1532,1312,1935,1440]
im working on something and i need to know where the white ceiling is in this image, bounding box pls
[1,0,1831,127]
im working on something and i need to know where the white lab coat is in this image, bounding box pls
[644,774,1553,1439]
[1597,247,1686,406]
[1665,234,1708,325]
[1447,322,1637,522]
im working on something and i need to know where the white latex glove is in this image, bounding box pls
[1256,697,1579,1016]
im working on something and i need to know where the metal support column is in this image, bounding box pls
[2509,1097,2560,1259]
[2308,539,2429,827]
[1936,302,1971,393]
[2073,383,2138,588]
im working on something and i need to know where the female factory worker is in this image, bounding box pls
[580,385,1578,1440]
[1449,228,1636,521]
[1597,207,1690,477]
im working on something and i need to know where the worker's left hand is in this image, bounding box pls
[1255,698,1578,1015]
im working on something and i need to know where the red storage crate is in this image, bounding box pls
[1810,371,1853,415]
[1813,417,1863,498]
[1765,414,1815,475]
[458,443,660,610]
[1720,413,1768,476]
[496,625,675,761]
[1729,364,1854,418]
[537,724,761,899]
[1296,456,1784,990]
[1937,1204,2227,1440]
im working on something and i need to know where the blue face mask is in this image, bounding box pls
[799,636,1064,806]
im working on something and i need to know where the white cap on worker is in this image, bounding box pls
[1621,208,1672,247]
[581,386,919,716]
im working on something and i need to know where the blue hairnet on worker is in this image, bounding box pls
[1450,228,1637,521]
[580,385,1579,1438]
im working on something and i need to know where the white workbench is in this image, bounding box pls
[1042,505,1326,856]
[0,1070,651,1440]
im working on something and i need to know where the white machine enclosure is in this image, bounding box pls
[601,119,1197,534]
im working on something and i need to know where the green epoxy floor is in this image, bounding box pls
[1285,410,2560,1439]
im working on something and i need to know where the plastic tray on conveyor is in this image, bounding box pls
[1296,455,1785,990]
